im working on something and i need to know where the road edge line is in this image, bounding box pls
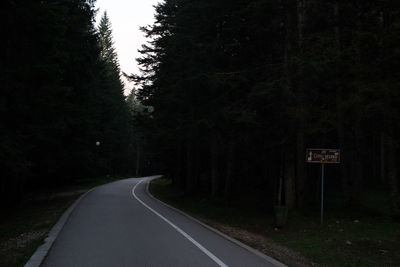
[132,179,228,267]
[24,188,95,267]
[145,177,287,267]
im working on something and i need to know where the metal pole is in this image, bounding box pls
[321,163,325,224]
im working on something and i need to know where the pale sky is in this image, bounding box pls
[95,0,162,94]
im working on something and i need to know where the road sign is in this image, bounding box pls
[306,148,340,224]
[306,148,340,164]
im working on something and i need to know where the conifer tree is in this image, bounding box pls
[98,11,120,73]
[136,0,400,220]
[95,11,133,176]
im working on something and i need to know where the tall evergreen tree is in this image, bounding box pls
[0,0,135,207]
[136,0,400,220]
[98,11,121,73]
[95,11,133,176]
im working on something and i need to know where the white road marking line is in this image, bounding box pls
[132,179,228,267]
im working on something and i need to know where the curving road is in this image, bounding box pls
[42,177,285,267]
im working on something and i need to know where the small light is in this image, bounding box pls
[96,141,100,146]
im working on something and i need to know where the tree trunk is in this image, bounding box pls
[194,141,200,191]
[211,133,219,199]
[135,142,140,177]
[297,0,305,50]
[386,135,400,220]
[284,149,296,210]
[380,132,386,185]
[295,0,306,208]
[185,141,194,194]
[174,141,184,189]
[372,134,378,185]
[277,148,285,206]
[351,118,363,206]
[224,140,235,200]
[350,5,365,206]
[283,0,292,88]
[280,0,296,210]
[337,97,350,206]
[296,130,305,208]
[378,12,387,187]
[333,0,350,206]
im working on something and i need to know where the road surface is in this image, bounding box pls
[42,177,283,267]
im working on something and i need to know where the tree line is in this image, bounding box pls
[136,0,400,219]
[1,0,136,208]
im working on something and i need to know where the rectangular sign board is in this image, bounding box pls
[306,148,340,164]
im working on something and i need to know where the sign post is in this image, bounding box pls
[321,162,324,224]
[306,148,340,224]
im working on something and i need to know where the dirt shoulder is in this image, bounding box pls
[0,191,84,267]
[199,217,319,267]
[149,178,400,267]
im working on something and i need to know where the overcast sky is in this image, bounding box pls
[95,0,161,94]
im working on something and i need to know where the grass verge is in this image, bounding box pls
[0,176,122,267]
[149,178,400,267]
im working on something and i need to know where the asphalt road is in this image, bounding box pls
[42,177,284,267]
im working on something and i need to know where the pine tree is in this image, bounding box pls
[95,11,133,176]
[98,11,120,74]
[135,0,400,219]
[0,0,135,207]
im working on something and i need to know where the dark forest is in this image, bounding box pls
[2,0,400,221]
[135,0,400,221]
[1,0,133,208]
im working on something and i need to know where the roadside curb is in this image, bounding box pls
[24,188,95,267]
[145,177,287,267]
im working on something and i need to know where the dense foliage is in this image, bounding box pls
[0,0,133,207]
[136,0,400,219]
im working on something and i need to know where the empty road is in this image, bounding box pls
[42,177,284,267]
